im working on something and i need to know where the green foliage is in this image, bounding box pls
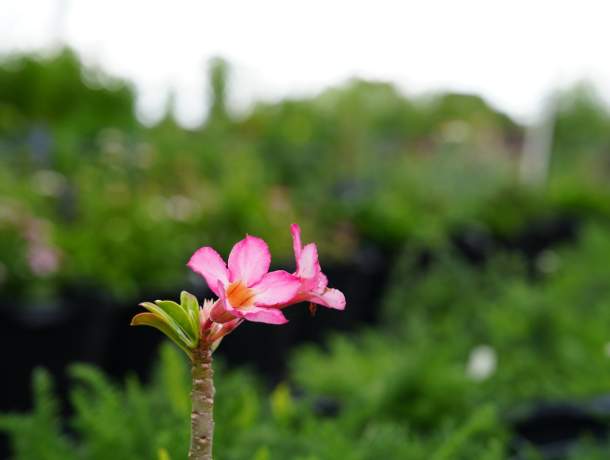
[131,291,201,359]
[0,369,73,460]
[0,48,136,137]
[4,48,610,302]
[5,47,610,459]
[554,83,610,154]
[0,47,540,301]
[5,223,610,458]
[0,344,506,460]
[290,224,610,458]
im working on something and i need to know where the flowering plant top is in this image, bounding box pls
[131,224,345,460]
[133,224,345,358]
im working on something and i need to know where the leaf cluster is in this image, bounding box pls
[131,291,201,359]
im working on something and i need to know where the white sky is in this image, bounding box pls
[2,0,610,127]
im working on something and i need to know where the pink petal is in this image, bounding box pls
[314,272,329,292]
[210,285,238,323]
[295,243,327,293]
[299,272,327,294]
[319,288,346,310]
[215,279,289,324]
[302,288,346,310]
[290,223,302,260]
[187,247,228,296]
[228,235,271,286]
[297,243,321,278]
[210,299,238,323]
[252,270,301,307]
[237,306,288,325]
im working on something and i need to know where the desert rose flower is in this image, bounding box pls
[287,224,346,310]
[188,235,301,325]
[133,225,345,460]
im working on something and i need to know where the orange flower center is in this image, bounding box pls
[227,281,256,309]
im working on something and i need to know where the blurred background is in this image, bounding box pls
[2,1,610,459]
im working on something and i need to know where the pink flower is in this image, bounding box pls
[287,224,346,310]
[188,235,301,325]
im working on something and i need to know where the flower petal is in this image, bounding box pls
[320,288,346,310]
[228,235,271,286]
[252,270,301,307]
[301,288,346,310]
[297,243,321,279]
[290,223,302,260]
[238,306,289,325]
[295,243,328,293]
[314,272,329,292]
[187,247,228,296]
[216,279,289,324]
[210,300,237,323]
[210,284,238,323]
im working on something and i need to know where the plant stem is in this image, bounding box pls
[189,342,215,460]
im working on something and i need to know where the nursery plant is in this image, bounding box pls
[131,224,345,460]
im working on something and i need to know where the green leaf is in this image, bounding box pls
[131,312,193,360]
[180,291,200,342]
[155,300,197,341]
[139,302,196,348]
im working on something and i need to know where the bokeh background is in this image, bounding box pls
[3,2,610,459]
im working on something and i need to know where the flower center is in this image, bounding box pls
[226,281,256,309]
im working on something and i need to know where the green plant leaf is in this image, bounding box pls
[139,302,197,348]
[180,290,201,342]
[155,300,197,341]
[131,312,193,360]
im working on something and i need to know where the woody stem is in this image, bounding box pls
[189,341,215,460]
